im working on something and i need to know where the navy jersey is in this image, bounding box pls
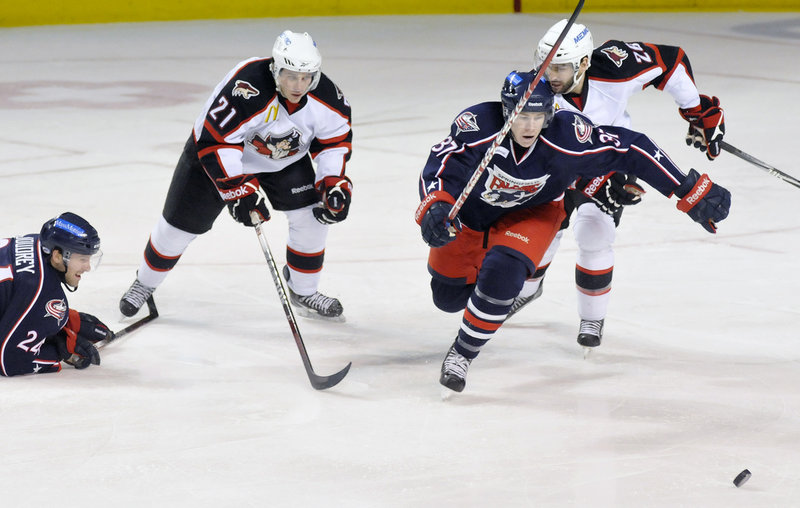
[0,235,67,376]
[192,57,352,185]
[419,102,687,232]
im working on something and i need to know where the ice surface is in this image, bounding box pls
[1,12,799,507]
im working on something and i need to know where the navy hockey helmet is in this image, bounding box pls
[501,70,555,127]
[40,212,102,267]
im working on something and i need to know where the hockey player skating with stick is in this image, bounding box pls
[120,30,353,321]
[416,71,730,392]
[0,213,112,376]
[507,20,726,351]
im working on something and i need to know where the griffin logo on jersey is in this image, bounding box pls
[480,165,549,208]
[232,80,260,99]
[601,46,628,68]
[455,111,480,135]
[250,128,302,160]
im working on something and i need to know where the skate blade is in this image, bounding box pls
[292,306,346,323]
[582,346,594,359]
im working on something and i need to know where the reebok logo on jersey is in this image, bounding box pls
[601,46,628,68]
[232,80,260,99]
[505,231,529,244]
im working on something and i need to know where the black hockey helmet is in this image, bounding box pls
[501,70,555,127]
[40,212,101,259]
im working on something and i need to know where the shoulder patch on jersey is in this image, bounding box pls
[572,115,593,143]
[44,299,67,323]
[232,80,260,99]
[455,111,480,135]
[600,46,628,68]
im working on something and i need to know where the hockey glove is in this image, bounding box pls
[313,176,352,225]
[415,191,462,248]
[679,95,725,161]
[216,174,270,227]
[48,328,100,369]
[578,172,646,215]
[72,311,113,343]
[674,169,731,234]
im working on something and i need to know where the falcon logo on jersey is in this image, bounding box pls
[572,115,593,143]
[601,46,628,68]
[250,128,303,160]
[232,80,260,99]
[480,165,549,208]
[455,111,480,135]
[44,299,67,323]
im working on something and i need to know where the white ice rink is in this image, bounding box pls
[1,11,799,507]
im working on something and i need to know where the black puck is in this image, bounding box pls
[733,469,751,488]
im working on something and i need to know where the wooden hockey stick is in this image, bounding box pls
[448,0,585,222]
[720,140,800,190]
[96,295,159,350]
[252,216,351,390]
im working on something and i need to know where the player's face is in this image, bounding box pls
[544,63,575,94]
[511,112,547,147]
[278,69,315,103]
[63,253,93,288]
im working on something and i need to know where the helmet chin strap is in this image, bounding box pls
[564,68,586,95]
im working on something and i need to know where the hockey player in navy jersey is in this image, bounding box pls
[416,71,730,392]
[508,20,726,350]
[120,30,353,321]
[0,213,111,376]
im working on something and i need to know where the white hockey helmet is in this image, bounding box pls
[271,30,322,92]
[534,19,593,74]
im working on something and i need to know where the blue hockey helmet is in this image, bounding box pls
[40,212,102,268]
[501,70,555,127]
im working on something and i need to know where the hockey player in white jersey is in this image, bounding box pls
[119,30,353,321]
[509,20,726,350]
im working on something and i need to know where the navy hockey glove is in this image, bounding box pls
[74,311,113,343]
[216,174,270,227]
[48,328,100,370]
[313,176,352,225]
[578,172,646,215]
[415,191,462,248]
[674,169,731,233]
[679,95,725,161]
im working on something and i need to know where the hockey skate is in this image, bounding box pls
[577,318,604,357]
[282,266,344,322]
[119,279,156,317]
[440,343,472,393]
[505,281,544,320]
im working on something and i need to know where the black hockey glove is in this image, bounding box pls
[578,172,646,215]
[679,95,725,161]
[674,169,731,233]
[216,174,270,227]
[76,312,113,343]
[415,191,462,248]
[48,328,100,370]
[313,176,352,225]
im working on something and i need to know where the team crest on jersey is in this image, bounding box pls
[250,128,303,160]
[480,165,549,208]
[572,115,593,143]
[601,46,628,67]
[44,299,67,323]
[232,80,260,99]
[455,111,479,135]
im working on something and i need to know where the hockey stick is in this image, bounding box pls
[720,140,800,190]
[448,0,585,222]
[96,295,159,350]
[252,216,351,390]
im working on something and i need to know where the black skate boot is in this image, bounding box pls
[282,266,344,322]
[440,343,473,393]
[120,279,156,317]
[577,318,604,348]
[506,280,544,320]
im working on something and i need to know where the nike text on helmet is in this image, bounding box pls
[534,19,593,74]
[271,30,322,93]
[500,70,555,127]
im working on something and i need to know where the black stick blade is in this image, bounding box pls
[308,362,352,390]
